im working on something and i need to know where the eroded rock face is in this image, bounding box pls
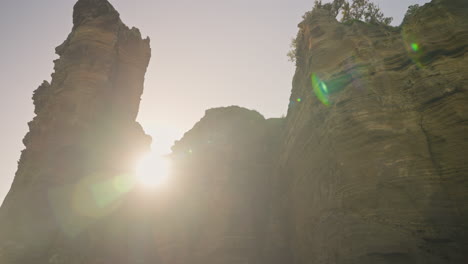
[163,106,283,264]
[167,1,468,263]
[0,0,151,262]
[277,0,468,263]
[1,0,467,263]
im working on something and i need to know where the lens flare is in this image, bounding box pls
[48,172,135,238]
[311,74,330,106]
[90,174,135,208]
[402,31,424,68]
[136,153,171,188]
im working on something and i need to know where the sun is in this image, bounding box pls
[136,152,171,188]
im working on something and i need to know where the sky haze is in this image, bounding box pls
[0,0,431,202]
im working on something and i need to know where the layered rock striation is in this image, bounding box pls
[166,0,468,263]
[1,0,468,263]
[0,0,151,263]
[276,0,468,263]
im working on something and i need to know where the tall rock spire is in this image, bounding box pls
[72,0,120,28]
[0,0,151,262]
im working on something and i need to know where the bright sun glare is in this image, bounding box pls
[136,152,171,188]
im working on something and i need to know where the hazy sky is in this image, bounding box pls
[0,0,430,202]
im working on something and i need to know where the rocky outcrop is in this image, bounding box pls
[164,1,468,264]
[1,0,467,263]
[162,106,283,264]
[0,0,151,263]
[276,0,468,263]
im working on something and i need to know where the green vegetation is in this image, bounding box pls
[288,0,393,63]
[402,4,420,24]
[287,38,298,62]
[307,0,393,25]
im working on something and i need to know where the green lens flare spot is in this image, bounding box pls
[411,43,419,52]
[113,174,135,193]
[320,82,328,93]
[296,98,302,102]
[311,74,330,106]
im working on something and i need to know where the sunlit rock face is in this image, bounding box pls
[277,0,468,263]
[164,106,283,264]
[0,0,151,263]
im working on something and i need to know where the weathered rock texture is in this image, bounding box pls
[275,0,468,263]
[1,0,468,263]
[162,0,468,264]
[0,0,151,263]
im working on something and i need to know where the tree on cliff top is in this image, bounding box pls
[288,0,393,62]
[305,0,393,25]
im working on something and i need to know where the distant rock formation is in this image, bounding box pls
[0,0,151,262]
[1,0,467,263]
[165,106,283,264]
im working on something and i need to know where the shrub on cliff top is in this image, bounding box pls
[287,38,298,62]
[402,4,420,25]
[307,0,393,25]
[288,0,393,63]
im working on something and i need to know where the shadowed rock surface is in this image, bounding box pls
[0,0,151,263]
[166,106,284,264]
[166,0,468,263]
[1,0,468,263]
[274,0,468,263]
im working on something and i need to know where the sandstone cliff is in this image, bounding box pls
[166,0,468,263]
[0,0,151,263]
[276,0,468,263]
[166,106,283,264]
[1,0,467,263]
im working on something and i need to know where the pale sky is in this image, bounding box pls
[0,0,430,202]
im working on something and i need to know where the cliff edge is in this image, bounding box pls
[1,0,467,263]
[278,0,468,262]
